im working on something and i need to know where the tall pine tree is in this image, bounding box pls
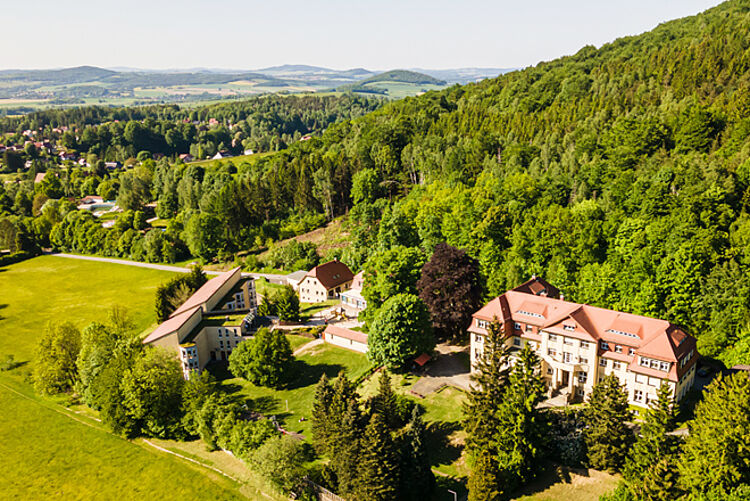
[398,406,436,501]
[494,343,547,495]
[623,383,680,499]
[584,374,633,472]
[355,413,399,501]
[311,373,334,454]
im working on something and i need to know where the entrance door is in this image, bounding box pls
[221,351,227,361]
[561,370,570,387]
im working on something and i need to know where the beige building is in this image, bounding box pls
[322,324,369,354]
[469,278,698,408]
[144,267,259,379]
[298,260,354,303]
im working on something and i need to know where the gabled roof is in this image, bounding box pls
[324,324,368,344]
[286,270,308,283]
[471,279,698,380]
[170,267,241,318]
[143,306,201,344]
[512,276,560,299]
[306,260,354,290]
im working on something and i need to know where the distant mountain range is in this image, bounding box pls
[0,65,516,111]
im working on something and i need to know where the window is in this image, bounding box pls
[614,345,623,354]
[659,361,670,371]
[477,319,489,329]
[563,337,573,345]
[526,325,533,332]
[613,361,622,370]
[628,348,635,356]
[606,328,639,339]
[218,330,222,338]
[548,348,557,356]
[513,337,522,347]
[579,356,589,364]
[600,341,609,350]
[564,324,575,332]
[599,358,607,367]
[475,334,484,344]
[546,367,554,375]
[648,377,661,387]
[563,352,572,363]
[650,359,660,370]
[639,357,650,367]
[635,374,647,384]
[514,322,521,331]
[577,371,588,384]
[548,334,558,342]
[576,387,585,397]
[634,390,644,402]
[219,340,224,348]
[580,341,590,349]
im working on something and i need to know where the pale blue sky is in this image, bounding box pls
[2,0,723,70]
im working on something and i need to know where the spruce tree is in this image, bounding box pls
[399,406,436,501]
[623,383,679,499]
[370,370,400,429]
[463,320,511,452]
[355,413,399,501]
[463,320,511,501]
[678,371,750,496]
[333,398,365,497]
[494,343,547,495]
[311,373,333,454]
[583,374,632,472]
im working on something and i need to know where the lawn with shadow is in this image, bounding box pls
[209,342,371,439]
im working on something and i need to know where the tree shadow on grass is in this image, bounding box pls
[284,359,344,390]
[507,461,584,498]
[425,420,463,469]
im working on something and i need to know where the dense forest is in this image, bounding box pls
[0,93,382,158]
[3,0,750,370]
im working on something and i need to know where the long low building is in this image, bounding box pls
[322,324,368,353]
[144,267,258,379]
[469,277,698,408]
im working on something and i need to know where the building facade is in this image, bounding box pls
[469,278,698,408]
[144,267,259,379]
[298,259,354,303]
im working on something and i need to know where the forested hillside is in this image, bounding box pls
[3,1,750,365]
[245,0,750,363]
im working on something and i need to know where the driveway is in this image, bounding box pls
[410,344,471,396]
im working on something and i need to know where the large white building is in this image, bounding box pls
[469,278,698,408]
[143,267,258,379]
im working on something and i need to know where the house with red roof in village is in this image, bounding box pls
[143,267,258,379]
[298,259,355,303]
[469,277,698,408]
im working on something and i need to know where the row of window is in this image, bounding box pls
[217,328,239,338]
[639,356,671,372]
[600,340,636,356]
[547,348,589,365]
[599,358,625,370]
[548,334,592,349]
[679,349,695,368]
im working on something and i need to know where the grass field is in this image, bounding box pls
[210,342,372,438]
[0,255,177,363]
[0,373,242,500]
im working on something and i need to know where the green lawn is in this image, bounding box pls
[254,277,284,299]
[0,255,178,363]
[287,334,314,352]
[299,299,339,320]
[210,343,371,438]
[512,467,620,500]
[0,375,242,500]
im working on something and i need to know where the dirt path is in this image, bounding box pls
[293,338,323,356]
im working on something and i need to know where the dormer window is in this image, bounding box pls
[514,322,521,331]
[563,324,575,332]
[477,319,489,329]
[600,341,609,350]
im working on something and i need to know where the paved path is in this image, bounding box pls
[48,253,289,283]
[410,344,472,396]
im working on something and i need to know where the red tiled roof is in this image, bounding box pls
[170,267,241,318]
[414,353,431,366]
[471,282,698,381]
[512,276,560,299]
[143,306,201,344]
[324,324,368,344]
[306,260,354,290]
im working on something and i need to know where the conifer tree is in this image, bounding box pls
[311,373,333,454]
[463,320,511,452]
[370,370,400,429]
[678,371,750,497]
[584,374,632,472]
[623,383,679,499]
[333,398,365,496]
[463,320,511,501]
[355,413,399,501]
[399,406,435,501]
[494,343,547,494]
